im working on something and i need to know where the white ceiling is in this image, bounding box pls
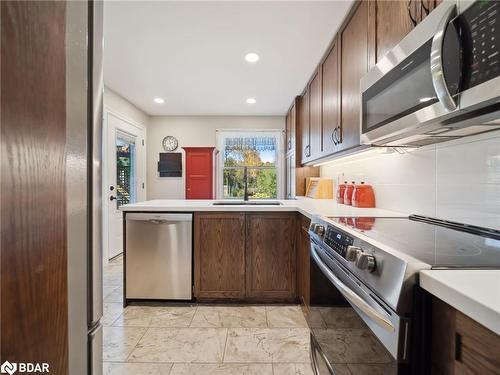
[103,1,354,116]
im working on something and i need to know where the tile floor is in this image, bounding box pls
[102,256,314,375]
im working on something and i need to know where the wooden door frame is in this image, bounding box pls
[102,109,146,264]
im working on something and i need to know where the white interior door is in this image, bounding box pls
[105,113,146,261]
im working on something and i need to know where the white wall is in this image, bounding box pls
[320,130,500,229]
[147,116,285,199]
[104,86,150,127]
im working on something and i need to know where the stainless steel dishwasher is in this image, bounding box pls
[125,213,192,300]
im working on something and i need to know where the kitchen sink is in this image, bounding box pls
[212,201,283,206]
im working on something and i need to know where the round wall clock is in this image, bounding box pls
[162,136,178,151]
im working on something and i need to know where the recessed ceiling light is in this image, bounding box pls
[246,97,256,104]
[244,52,260,63]
[153,97,165,104]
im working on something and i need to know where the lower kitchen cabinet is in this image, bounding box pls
[296,214,311,308]
[194,212,296,302]
[194,212,246,299]
[245,213,296,301]
[431,297,500,374]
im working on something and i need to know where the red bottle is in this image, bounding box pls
[343,181,355,205]
[336,180,347,204]
[352,181,375,208]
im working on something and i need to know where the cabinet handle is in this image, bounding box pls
[288,140,292,150]
[408,0,418,26]
[332,129,338,146]
[455,333,462,361]
[335,126,342,144]
[306,145,311,157]
[420,0,429,16]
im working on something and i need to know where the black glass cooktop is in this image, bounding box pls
[329,215,500,268]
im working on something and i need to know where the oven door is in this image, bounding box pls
[360,1,461,146]
[308,241,409,375]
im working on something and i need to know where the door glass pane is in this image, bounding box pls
[116,136,136,207]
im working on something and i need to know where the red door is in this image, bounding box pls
[183,147,215,199]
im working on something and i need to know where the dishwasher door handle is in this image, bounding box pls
[148,219,167,224]
[126,213,193,222]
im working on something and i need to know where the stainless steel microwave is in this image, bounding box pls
[360,0,500,147]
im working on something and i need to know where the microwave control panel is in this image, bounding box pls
[464,0,499,88]
[325,226,354,258]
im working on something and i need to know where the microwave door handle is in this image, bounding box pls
[310,244,395,332]
[430,4,458,112]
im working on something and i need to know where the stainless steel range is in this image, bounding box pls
[307,215,500,375]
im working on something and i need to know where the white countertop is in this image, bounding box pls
[120,197,407,219]
[420,270,500,335]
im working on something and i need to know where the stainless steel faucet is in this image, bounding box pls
[243,166,249,201]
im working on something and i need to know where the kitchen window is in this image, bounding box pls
[216,130,284,199]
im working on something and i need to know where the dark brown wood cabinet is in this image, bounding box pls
[373,0,416,62]
[309,69,322,159]
[292,0,445,165]
[340,1,372,152]
[321,38,341,155]
[296,214,311,308]
[372,0,442,64]
[285,96,319,198]
[246,213,296,301]
[194,212,246,299]
[431,297,500,375]
[300,87,311,163]
[286,101,297,155]
[194,212,297,302]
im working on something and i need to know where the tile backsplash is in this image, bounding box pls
[319,130,500,229]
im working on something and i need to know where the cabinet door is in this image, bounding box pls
[246,213,296,301]
[375,0,416,62]
[300,89,310,164]
[286,153,296,199]
[321,40,340,156]
[290,102,297,154]
[340,1,370,151]
[296,215,311,309]
[285,110,291,153]
[194,212,246,299]
[309,70,322,160]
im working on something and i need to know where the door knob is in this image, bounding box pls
[110,196,117,201]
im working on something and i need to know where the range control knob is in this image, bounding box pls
[356,253,377,273]
[345,245,362,262]
[313,224,325,237]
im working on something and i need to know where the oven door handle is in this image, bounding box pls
[311,244,395,332]
[430,3,458,112]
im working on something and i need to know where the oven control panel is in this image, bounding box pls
[324,226,354,258]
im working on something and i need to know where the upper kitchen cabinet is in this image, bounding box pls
[300,87,311,164]
[286,99,298,156]
[309,69,322,160]
[339,1,373,151]
[373,0,416,62]
[321,38,340,156]
[372,0,443,63]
